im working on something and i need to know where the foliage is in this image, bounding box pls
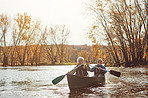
[87,0,147,67]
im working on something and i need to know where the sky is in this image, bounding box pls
[0,0,93,45]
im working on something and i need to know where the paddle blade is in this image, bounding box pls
[52,75,66,85]
[109,70,121,77]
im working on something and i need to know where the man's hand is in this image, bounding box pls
[98,67,102,70]
[67,72,70,74]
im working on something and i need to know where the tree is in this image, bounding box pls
[12,13,41,65]
[42,25,69,64]
[87,0,147,67]
[145,0,148,64]
[55,25,70,63]
[0,14,11,66]
[78,49,91,61]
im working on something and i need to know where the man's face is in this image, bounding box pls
[79,59,84,64]
[98,60,102,64]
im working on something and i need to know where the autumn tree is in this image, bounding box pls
[42,25,69,64]
[146,0,148,64]
[65,47,78,63]
[78,49,91,61]
[12,13,41,65]
[0,14,11,66]
[26,20,42,66]
[87,0,147,67]
[53,25,70,63]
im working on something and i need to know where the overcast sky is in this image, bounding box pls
[0,0,93,45]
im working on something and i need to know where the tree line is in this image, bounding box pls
[0,13,109,66]
[87,0,148,67]
[0,13,70,66]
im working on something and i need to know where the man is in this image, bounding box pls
[91,58,107,76]
[70,57,90,76]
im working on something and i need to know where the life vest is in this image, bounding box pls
[94,64,105,76]
[76,65,88,76]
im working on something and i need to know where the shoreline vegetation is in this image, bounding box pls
[0,62,147,67]
[0,44,147,67]
[0,65,147,68]
[0,62,77,66]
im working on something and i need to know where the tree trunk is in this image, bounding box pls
[3,55,8,66]
[146,0,148,64]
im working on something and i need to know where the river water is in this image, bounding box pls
[0,65,147,98]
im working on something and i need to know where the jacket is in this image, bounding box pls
[91,64,107,76]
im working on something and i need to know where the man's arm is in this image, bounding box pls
[90,66,95,72]
[102,65,106,70]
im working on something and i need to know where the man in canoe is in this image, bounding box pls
[91,58,107,76]
[69,57,90,76]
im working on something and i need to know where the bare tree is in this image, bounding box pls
[0,14,11,66]
[42,25,69,64]
[12,13,41,65]
[55,25,70,63]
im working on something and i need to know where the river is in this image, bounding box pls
[0,65,147,98]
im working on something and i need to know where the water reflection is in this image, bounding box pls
[11,81,32,86]
[69,88,94,98]
[69,85,106,98]
[0,80,5,86]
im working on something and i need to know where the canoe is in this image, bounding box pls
[67,74,105,90]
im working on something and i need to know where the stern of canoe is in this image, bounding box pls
[67,74,105,90]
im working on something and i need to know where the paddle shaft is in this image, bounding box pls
[89,65,121,77]
[68,60,87,74]
[52,60,87,85]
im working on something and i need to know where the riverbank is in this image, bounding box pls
[0,62,77,67]
[0,63,147,67]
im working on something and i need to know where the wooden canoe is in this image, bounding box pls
[67,74,105,90]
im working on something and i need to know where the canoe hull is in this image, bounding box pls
[67,74,105,90]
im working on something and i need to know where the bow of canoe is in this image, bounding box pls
[67,74,105,90]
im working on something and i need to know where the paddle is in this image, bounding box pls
[52,60,87,85]
[109,70,121,77]
[90,65,121,77]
